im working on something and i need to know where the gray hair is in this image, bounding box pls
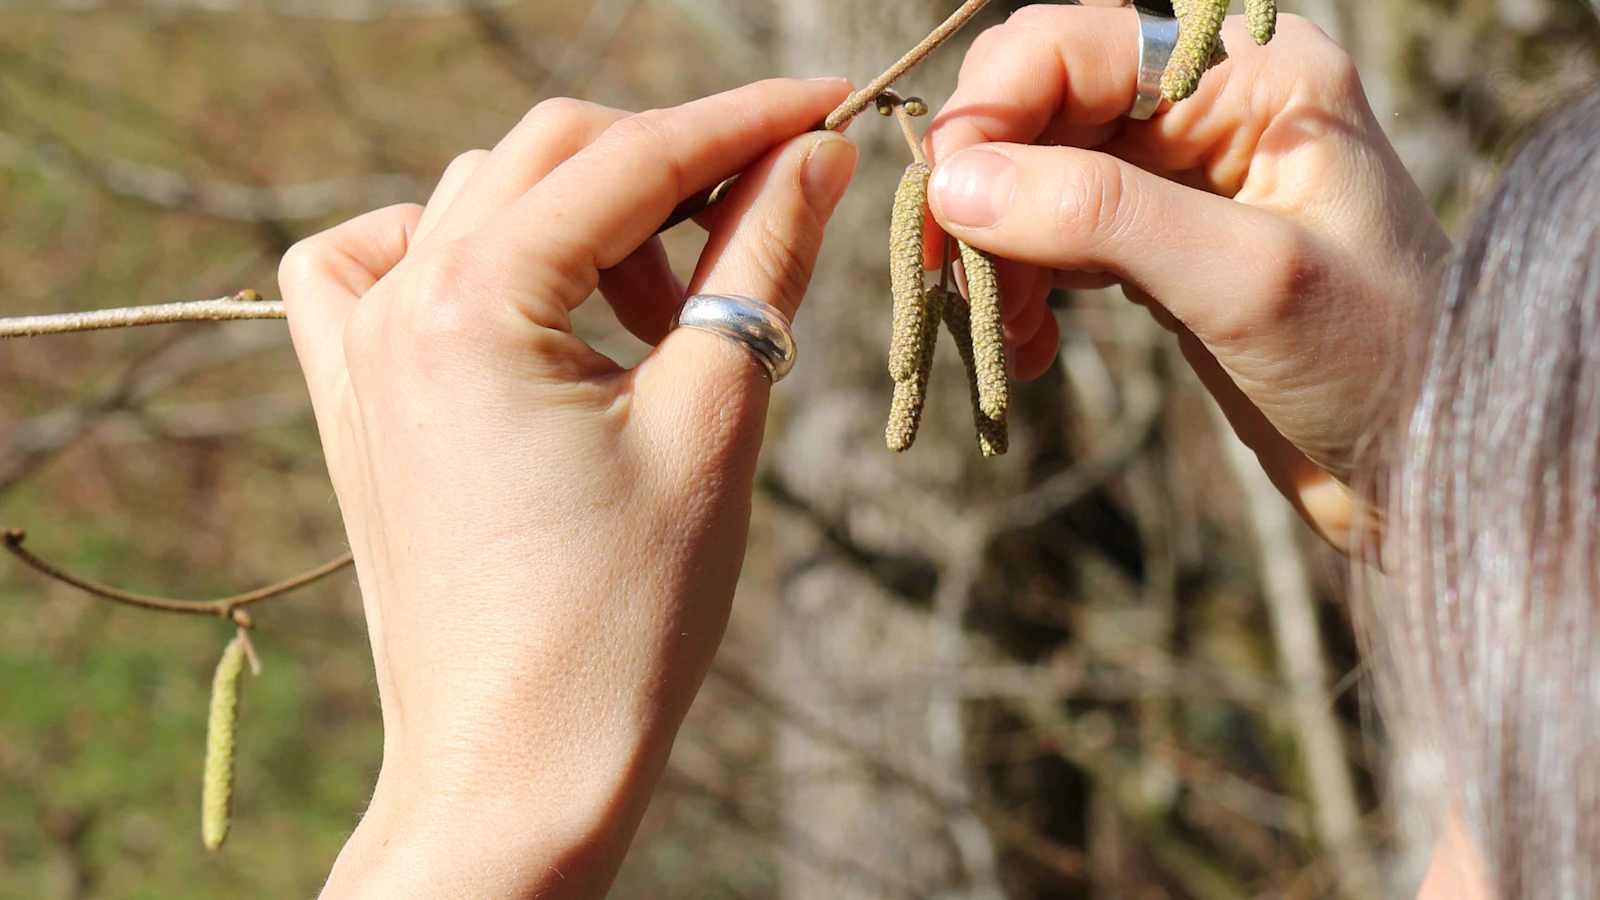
[1359,91,1600,898]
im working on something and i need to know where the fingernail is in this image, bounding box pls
[802,135,858,214]
[930,148,1016,229]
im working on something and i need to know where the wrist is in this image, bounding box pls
[321,738,667,899]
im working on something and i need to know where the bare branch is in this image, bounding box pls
[666,0,996,231]
[467,0,638,98]
[2,529,352,619]
[995,364,1163,533]
[0,0,519,20]
[824,0,994,130]
[711,661,1087,881]
[0,296,284,339]
[0,132,418,223]
[1210,406,1380,899]
[661,765,927,900]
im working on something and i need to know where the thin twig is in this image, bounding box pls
[2,529,352,619]
[888,95,930,167]
[1209,406,1379,899]
[824,0,994,130]
[5,1,995,335]
[0,295,283,339]
[995,367,1164,534]
[711,661,1087,881]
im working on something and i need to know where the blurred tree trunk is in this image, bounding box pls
[767,2,1010,898]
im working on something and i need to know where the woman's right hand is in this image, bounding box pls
[923,6,1451,550]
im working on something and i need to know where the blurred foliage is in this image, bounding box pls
[0,1,1596,898]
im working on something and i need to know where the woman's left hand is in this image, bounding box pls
[280,78,857,899]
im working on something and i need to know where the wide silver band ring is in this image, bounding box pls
[1130,6,1178,120]
[675,294,797,384]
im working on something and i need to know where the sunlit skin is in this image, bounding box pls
[285,5,1492,896]
[1419,816,1492,900]
[286,79,861,899]
[919,5,1476,896]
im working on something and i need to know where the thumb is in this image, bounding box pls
[631,129,857,470]
[927,143,1308,348]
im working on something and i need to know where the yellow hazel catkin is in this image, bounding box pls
[888,162,931,383]
[1161,0,1278,102]
[1246,0,1277,45]
[202,632,246,851]
[956,241,1008,423]
[943,293,1009,457]
[1162,0,1229,102]
[886,285,946,452]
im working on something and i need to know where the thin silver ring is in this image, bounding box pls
[1130,6,1178,121]
[675,294,797,384]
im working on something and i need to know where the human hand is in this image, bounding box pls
[279,78,857,898]
[923,5,1451,550]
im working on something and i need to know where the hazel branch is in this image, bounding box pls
[0,292,282,339]
[824,0,994,130]
[879,90,930,167]
[2,529,353,619]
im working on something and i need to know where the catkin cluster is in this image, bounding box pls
[1162,0,1278,102]
[202,632,246,851]
[884,162,1010,456]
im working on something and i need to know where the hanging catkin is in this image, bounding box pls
[888,162,932,383]
[202,632,246,851]
[1162,0,1230,102]
[886,285,946,452]
[1161,0,1279,101]
[1246,0,1277,45]
[943,293,1008,457]
[956,241,1008,423]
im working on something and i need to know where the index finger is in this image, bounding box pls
[483,77,851,327]
[924,5,1142,165]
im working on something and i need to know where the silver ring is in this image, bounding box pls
[675,294,797,384]
[1130,6,1178,120]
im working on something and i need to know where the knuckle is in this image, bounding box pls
[409,243,492,344]
[1316,52,1364,99]
[413,239,579,338]
[1212,224,1323,343]
[1052,152,1128,254]
[604,109,676,153]
[1261,228,1323,309]
[517,96,595,137]
[443,148,489,178]
[1006,4,1057,29]
[960,22,1015,80]
[602,110,688,211]
[1277,15,1362,92]
[1273,13,1327,43]
[744,215,816,311]
[277,238,328,297]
